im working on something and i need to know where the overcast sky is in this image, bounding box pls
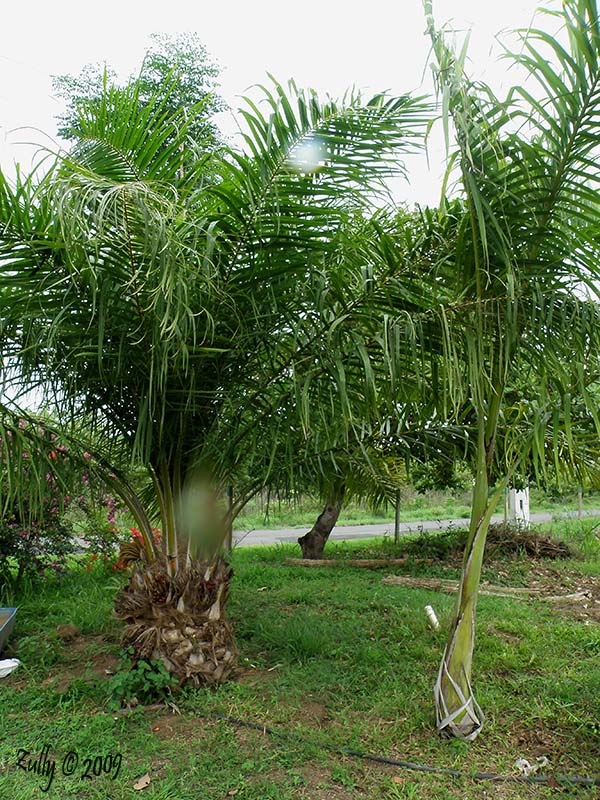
[1,0,557,205]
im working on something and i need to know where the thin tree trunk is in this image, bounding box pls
[225,486,234,552]
[394,488,401,545]
[433,412,505,741]
[298,486,345,559]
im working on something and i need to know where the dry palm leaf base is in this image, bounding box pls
[434,656,484,741]
[114,556,237,687]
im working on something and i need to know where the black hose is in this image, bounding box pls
[212,713,600,787]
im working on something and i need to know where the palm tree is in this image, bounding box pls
[419,0,600,738]
[0,76,430,684]
[205,200,468,559]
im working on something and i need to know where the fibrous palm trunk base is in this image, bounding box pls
[114,556,237,686]
[434,650,484,741]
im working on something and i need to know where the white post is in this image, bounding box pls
[508,487,530,529]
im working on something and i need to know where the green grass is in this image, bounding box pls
[1,532,599,799]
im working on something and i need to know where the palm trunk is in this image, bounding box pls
[433,412,505,740]
[114,470,237,688]
[298,485,345,559]
[115,555,237,687]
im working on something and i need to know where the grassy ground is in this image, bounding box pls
[235,489,600,530]
[1,521,600,799]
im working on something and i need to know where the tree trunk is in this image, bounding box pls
[225,485,234,552]
[297,487,345,559]
[433,413,504,741]
[394,488,401,544]
[114,554,237,688]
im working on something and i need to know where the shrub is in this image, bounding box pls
[107,648,176,709]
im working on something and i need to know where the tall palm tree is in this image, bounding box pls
[0,76,430,684]
[420,0,600,738]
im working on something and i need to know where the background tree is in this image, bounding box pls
[53,32,225,150]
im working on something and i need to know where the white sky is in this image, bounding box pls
[1,0,556,206]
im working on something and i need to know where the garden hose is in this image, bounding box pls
[210,712,600,787]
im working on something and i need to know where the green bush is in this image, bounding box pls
[107,648,176,709]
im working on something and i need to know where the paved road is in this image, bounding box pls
[232,509,600,548]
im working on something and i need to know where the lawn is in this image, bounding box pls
[1,522,599,799]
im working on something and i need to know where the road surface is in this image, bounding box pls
[232,509,600,547]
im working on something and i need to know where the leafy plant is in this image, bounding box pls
[15,631,62,670]
[107,648,176,709]
[0,422,80,589]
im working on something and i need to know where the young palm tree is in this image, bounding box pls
[421,0,600,738]
[0,77,430,684]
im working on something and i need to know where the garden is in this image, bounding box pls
[2,519,600,799]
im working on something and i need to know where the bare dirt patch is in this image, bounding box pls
[299,762,356,799]
[384,565,600,623]
[301,700,331,727]
[55,633,119,687]
[513,724,562,758]
[235,665,281,686]
[146,711,217,743]
[487,623,524,644]
[524,565,600,623]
